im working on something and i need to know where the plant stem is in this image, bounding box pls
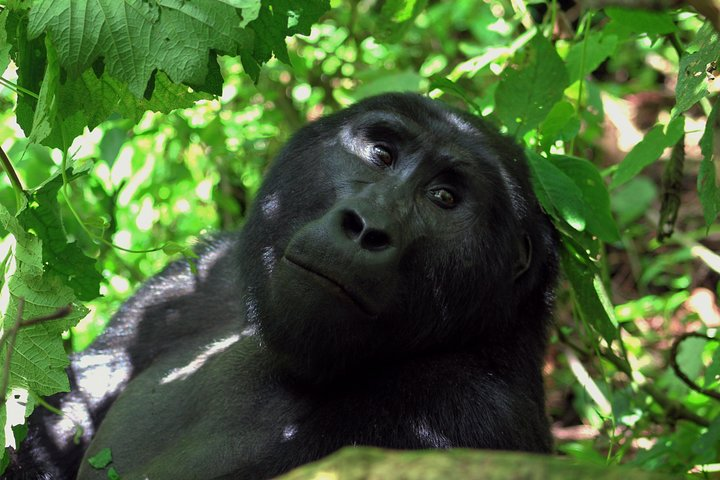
[0,146,26,211]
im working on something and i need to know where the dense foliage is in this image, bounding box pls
[0,0,718,476]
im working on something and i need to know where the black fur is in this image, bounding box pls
[9,93,558,480]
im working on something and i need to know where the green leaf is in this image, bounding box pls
[220,0,261,27]
[610,117,685,189]
[561,245,618,344]
[673,22,720,117]
[7,11,47,138]
[0,202,88,399]
[706,345,720,387]
[694,416,720,465]
[675,336,706,379]
[18,168,103,301]
[494,34,569,137]
[552,155,620,243]
[526,151,586,232]
[376,0,428,42]
[59,69,212,131]
[538,100,580,147]
[428,77,482,114]
[610,177,657,228]
[698,98,720,229]
[353,71,423,100]
[28,0,250,97]
[241,0,330,82]
[605,7,677,35]
[88,447,113,469]
[0,10,11,75]
[565,31,618,84]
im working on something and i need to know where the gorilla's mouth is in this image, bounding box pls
[282,256,375,316]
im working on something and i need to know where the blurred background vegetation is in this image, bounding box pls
[1,0,719,476]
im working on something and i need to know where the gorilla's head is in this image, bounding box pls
[239,93,557,381]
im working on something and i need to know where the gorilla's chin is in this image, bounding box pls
[280,256,378,317]
[259,259,384,381]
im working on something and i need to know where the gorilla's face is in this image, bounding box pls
[240,93,553,380]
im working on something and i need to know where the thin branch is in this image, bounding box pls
[558,327,711,427]
[670,332,720,401]
[20,305,73,328]
[0,146,26,211]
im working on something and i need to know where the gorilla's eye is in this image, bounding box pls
[370,144,393,166]
[429,188,456,208]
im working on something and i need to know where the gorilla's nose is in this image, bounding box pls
[340,208,392,251]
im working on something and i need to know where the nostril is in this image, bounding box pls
[362,229,391,251]
[341,210,364,240]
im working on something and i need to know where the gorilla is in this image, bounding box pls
[9,92,558,479]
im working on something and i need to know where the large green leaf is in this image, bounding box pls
[0,201,88,451]
[494,34,569,137]
[28,0,251,97]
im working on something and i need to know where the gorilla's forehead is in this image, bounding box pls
[348,101,483,138]
[335,105,501,175]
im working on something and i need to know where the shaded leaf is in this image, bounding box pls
[565,30,618,84]
[561,245,618,344]
[376,0,428,42]
[698,98,720,229]
[7,12,46,138]
[610,177,657,228]
[538,100,580,148]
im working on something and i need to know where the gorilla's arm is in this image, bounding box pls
[7,236,244,479]
[77,341,550,480]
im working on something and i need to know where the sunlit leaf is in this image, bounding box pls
[552,155,620,243]
[527,151,586,232]
[495,33,569,137]
[611,117,685,189]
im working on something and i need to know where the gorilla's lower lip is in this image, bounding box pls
[282,256,375,316]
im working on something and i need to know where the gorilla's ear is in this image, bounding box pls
[514,233,533,280]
